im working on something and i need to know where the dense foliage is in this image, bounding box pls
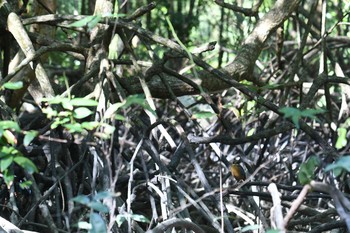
[0,0,350,232]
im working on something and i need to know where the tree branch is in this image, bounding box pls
[117,0,301,97]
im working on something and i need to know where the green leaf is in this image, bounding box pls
[3,169,14,186]
[76,221,91,230]
[0,121,20,131]
[241,225,260,232]
[62,101,74,111]
[42,107,58,119]
[87,15,102,30]
[24,130,38,146]
[280,107,300,118]
[0,155,13,172]
[116,214,127,227]
[3,130,17,145]
[88,201,109,213]
[335,127,347,149]
[13,156,38,174]
[105,95,156,119]
[70,98,98,107]
[247,128,255,137]
[325,156,350,176]
[121,94,153,111]
[116,213,150,227]
[69,15,101,29]
[19,180,32,189]
[90,213,107,233]
[280,107,301,128]
[51,117,70,129]
[130,214,150,223]
[100,123,115,135]
[297,155,320,185]
[3,81,23,90]
[43,97,70,105]
[261,83,281,90]
[115,114,125,121]
[266,230,280,233]
[72,195,91,205]
[0,146,18,157]
[300,109,325,118]
[108,34,121,60]
[73,107,93,119]
[58,111,71,117]
[64,123,84,133]
[192,111,216,119]
[291,115,301,128]
[280,107,325,129]
[93,191,115,200]
[105,102,124,118]
[81,121,99,130]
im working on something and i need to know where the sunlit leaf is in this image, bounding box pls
[115,213,150,227]
[42,107,58,119]
[73,107,93,119]
[108,34,121,60]
[58,111,70,117]
[0,146,17,156]
[70,98,98,107]
[105,102,124,118]
[335,127,347,149]
[64,123,84,133]
[246,100,256,112]
[192,111,216,119]
[0,121,20,131]
[81,121,99,130]
[100,123,115,135]
[3,130,17,145]
[51,117,70,129]
[130,214,150,223]
[44,97,70,105]
[77,221,91,230]
[115,114,126,121]
[87,15,102,30]
[62,101,74,111]
[51,120,60,129]
[19,180,32,189]
[69,15,100,29]
[3,81,23,90]
[247,128,255,137]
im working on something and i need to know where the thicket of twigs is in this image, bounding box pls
[0,0,350,233]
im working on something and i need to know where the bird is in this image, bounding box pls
[230,164,246,181]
